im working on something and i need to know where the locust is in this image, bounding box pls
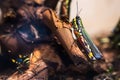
[70,2,102,61]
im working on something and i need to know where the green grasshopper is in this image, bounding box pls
[71,2,102,61]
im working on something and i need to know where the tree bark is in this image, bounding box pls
[41,9,87,64]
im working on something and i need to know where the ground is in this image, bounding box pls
[0,33,120,80]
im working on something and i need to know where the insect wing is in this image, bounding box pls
[82,29,102,59]
[73,26,96,61]
[76,16,102,60]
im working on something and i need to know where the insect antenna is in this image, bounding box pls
[76,0,79,16]
[76,0,82,17]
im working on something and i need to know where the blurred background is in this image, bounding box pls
[70,0,120,37]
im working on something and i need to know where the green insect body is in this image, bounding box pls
[71,16,102,61]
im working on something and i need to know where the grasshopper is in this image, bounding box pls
[71,2,102,61]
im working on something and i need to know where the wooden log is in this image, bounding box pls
[7,7,89,80]
[41,9,88,65]
[7,60,48,80]
[7,44,63,80]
